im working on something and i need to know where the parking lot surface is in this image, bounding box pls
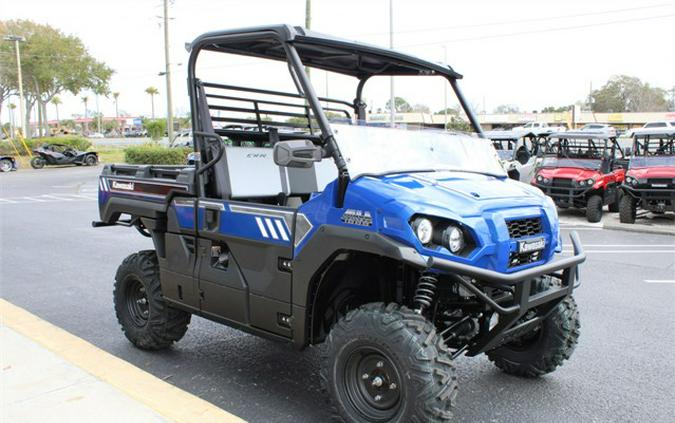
[1,167,674,422]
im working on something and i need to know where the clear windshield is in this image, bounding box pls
[540,157,601,170]
[630,156,675,168]
[330,124,506,179]
[496,150,514,160]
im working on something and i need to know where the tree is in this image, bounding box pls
[541,105,571,113]
[493,104,520,114]
[7,103,16,135]
[591,75,668,112]
[446,116,471,132]
[143,118,166,142]
[81,96,89,133]
[384,96,413,113]
[145,86,159,119]
[436,107,459,115]
[51,96,61,127]
[412,103,431,113]
[0,20,113,138]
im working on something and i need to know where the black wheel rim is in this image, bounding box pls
[343,346,402,421]
[125,277,149,327]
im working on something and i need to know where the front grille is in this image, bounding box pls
[552,178,573,187]
[647,178,674,188]
[509,250,542,268]
[507,217,543,239]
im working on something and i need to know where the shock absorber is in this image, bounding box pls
[414,273,438,314]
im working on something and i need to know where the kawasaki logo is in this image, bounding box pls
[112,181,134,191]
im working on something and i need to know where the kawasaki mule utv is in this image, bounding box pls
[531,132,627,222]
[485,130,544,182]
[619,131,675,223]
[94,25,585,422]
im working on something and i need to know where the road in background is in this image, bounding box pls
[1,167,674,422]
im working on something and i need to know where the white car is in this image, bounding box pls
[88,132,104,139]
[625,121,675,137]
[511,121,566,135]
[579,123,617,137]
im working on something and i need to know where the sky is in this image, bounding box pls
[1,0,675,123]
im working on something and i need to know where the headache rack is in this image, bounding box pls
[201,81,354,145]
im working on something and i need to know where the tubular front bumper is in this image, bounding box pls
[532,182,591,204]
[622,185,675,204]
[426,232,586,356]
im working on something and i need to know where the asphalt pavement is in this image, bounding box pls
[1,166,674,422]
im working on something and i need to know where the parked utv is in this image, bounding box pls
[619,131,675,223]
[30,143,98,169]
[94,25,585,422]
[486,130,544,182]
[0,155,18,172]
[531,132,627,222]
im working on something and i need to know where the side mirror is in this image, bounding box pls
[273,140,322,168]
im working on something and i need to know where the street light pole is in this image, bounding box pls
[163,0,174,144]
[4,35,26,138]
[389,0,395,128]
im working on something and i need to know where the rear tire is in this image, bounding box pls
[84,154,98,166]
[619,194,636,224]
[487,296,580,378]
[321,303,457,422]
[608,190,622,213]
[113,250,190,350]
[0,159,12,172]
[585,195,603,223]
[30,157,45,169]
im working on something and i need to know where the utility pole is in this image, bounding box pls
[163,0,174,144]
[4,35,26,138]
[389,0,395,128]
[442,45,448,130]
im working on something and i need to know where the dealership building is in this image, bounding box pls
[368,109,675,131]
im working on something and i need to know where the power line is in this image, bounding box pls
[351,2,675,37]
[401,13,675,47]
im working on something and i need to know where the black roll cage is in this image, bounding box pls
[186,24,484,206]
[631,132,675,157]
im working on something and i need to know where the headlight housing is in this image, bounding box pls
[442,226,465,253]
[410,216,473,255]
[411,217,433,245]
[535,174,551,184]
[584,178,595,186]
[625,176,638,186]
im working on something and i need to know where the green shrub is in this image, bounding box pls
[0,135,92,156]
[143,119,167,142]
[125,145,190,165]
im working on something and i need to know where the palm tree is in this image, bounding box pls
[81,96,89,134]
[51,97,62,128]
[145,87,159,119]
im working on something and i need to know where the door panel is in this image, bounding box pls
[197,199,295,336]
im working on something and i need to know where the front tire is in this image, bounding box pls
[30,156,45,169]
[0,159,13,172]
[487,296,580,378]
[619,194,636,224]
[113,250,190,350]
[585,195,603,223]
[321,303,457,423]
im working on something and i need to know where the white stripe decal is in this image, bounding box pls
[265,218,279,240]
[255,217,269,238]
[99,179,103,191]
[275,219,289,241]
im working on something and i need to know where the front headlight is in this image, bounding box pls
[625,176,638,186]
[412,217,433,245]
[536,175,544,183]
[443,226,465,253]
[585,178,595,186]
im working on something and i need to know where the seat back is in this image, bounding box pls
[285,158,336,196]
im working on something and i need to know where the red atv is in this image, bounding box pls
[619,131,675,223]
[531,132,627,222]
